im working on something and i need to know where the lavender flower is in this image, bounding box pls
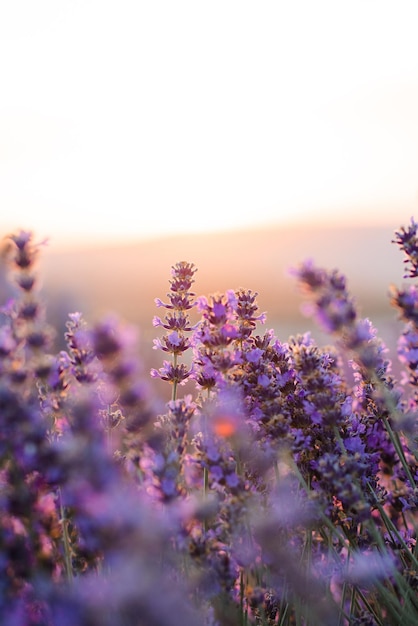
[64,311,98,383]
[152,262,197,398]
[393,217,418,278]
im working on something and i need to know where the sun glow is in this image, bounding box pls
[1,1,418,247]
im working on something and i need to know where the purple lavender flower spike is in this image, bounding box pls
[393,217,418,278]
[152,262,197,397]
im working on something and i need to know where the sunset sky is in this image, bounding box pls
[1,1,418,247]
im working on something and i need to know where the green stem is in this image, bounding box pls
[172,353,178,402]
[381,413,416,488]
[203,464,209,535]
[202,388,210,534]
[278,602,289,626]
[368,373,416,486]
[58,487,73,583]
[106,403,112,453]
[366,481,418,570]
[338,544,351,626]
[239,569,245,626]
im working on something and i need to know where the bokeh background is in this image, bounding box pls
[1,1,417,375]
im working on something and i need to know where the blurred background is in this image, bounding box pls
[1,1,417,374]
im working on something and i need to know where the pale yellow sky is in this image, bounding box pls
[1,0,418,247]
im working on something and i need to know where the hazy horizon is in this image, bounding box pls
[37,222,404,323]
[2,207,414,253]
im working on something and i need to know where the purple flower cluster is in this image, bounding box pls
[0,223,417,625]
[393,217,418,278]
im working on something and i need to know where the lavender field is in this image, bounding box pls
[0,221,417,625]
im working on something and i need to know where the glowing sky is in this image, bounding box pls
[1,1,418,246]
